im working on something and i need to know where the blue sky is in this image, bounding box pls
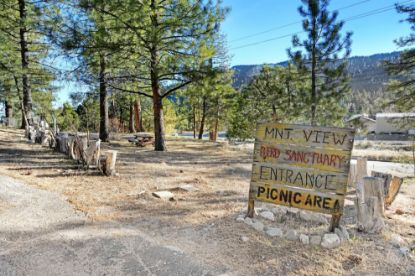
[223,0,411,65]
[54,0,412,105]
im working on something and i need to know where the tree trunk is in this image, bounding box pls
[310,17,317,126]
[134,98,144,132]
[18,0,32,128]
[99,54,109,142]
[5,100,13,127]
[150,0,166,151]
[198,97,207,140]
[193,105,196,139]
[129,100,136,133]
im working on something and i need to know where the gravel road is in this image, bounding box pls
[0,175,226,276]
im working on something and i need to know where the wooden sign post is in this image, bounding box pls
[247,122,355,231]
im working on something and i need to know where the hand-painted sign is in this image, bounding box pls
[247,122,355,217]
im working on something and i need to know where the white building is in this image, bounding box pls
[375,113,415,134]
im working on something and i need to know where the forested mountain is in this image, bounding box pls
[232,51,401,91]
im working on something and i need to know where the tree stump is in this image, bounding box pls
[371,171,403,208]
[102,150,117,176]
[355,176,385,233]
[83,139,101,168]
[355,157,367,185]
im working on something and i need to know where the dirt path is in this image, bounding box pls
[0,175,226,275]
[0,127,414,275]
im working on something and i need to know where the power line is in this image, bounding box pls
[229,0,372,43]
[230,0,415,51]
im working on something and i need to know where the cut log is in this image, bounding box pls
[355,176,385,233]
[102,150,117,176]
[385,176,404,207]
[55,134,69,154]
[371,171,403,207]
[82,139,101,168]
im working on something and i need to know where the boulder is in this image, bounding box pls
[299,211,328,224]
[240,236,249,242]
[152,191,174,201]
[310,235,322,245]
[251,220,264,232]
[244,217,253,226]
[300,234,309,245]
[390,233,406,247]
[335,228,345,242]
[339,226,350,241]
[259,211,275,221]
[285,229,298,241]
[266,227,283,237]
[321,233,341,249]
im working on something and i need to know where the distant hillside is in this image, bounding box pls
[232,51,401,91]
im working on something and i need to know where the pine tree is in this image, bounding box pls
[83,0,228,151]
[385,3,415,112]
[288,0,352,126]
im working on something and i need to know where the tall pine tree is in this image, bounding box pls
[288,0,352,126]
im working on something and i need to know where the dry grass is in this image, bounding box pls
[0,127,414,275]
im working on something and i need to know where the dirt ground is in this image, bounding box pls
[0,127,414,275]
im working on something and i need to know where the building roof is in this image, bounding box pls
[346,114,375,123]
[376,113,415,118]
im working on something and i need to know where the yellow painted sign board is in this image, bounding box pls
[247,122,355,216]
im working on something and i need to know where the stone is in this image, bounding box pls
[399,247,410,256]
[236,215,245,222]
[251,220,264,232]
[259,211,275,221]
[310,235,322,245]
[244,217,253,226]
[285,229,298,241]
[271,206,287,216]
[240,236,249,242]
[390,234,406,247]
[266,227,283,237]
[299,211,328,224]
[339,226,350,240]
[300,234,309,245]
[152,191,174,200]
[321,233,341,249]
[335,228,345,242]
[177,184,198,192]
[287,208,299,217]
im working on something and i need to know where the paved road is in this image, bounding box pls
[0,176,226,276]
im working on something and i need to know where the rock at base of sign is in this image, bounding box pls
[390,233,406,247]
[339,226,350,241]
[299,211,328,224]
[271,206,288,216]
[335,228,346,242]
[152,191,174,200]
[300,234,309,245]
[236,215,245,222]
[287,208,300,218]
[266,227,283,238]
[240,236,249,242]
[244,217,253,226]
[251,220,264,232]
[399,247,410,256]
[321,233,341,249]
[259,211,275,221]
[285,229,298,241]
[310,235,322,245]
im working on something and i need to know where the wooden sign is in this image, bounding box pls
[247,122,355,228]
